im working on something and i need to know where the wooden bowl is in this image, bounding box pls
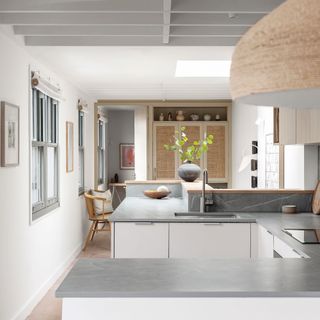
[144,190,171,199]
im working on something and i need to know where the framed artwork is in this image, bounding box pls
[0,101,19,167]
[120,143,134,170]
[66,121,74,172]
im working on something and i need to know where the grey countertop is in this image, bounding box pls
[108,197,256,223]
[57,197,320,299]
[56,258,320,298]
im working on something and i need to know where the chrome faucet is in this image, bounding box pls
[201,169,208,213]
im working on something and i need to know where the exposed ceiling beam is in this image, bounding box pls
[0,12,264,26]
[171,26,249,36]
[13,25,163,36]
[13,25,249,37]
[171,0,284,13]
[24,35,240,46]
[0,0,284,13]
[170,13,265,26]
[0,13,163,25]
[0,0,163,12]
[163,0,171,44]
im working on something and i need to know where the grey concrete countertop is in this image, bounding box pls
[56,258,320,298]
[108,197,256,223]
[57,197,320,299]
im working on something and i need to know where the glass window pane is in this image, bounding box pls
[98,149,104,184]
[47,97,52,143]
[52,102,57,143]
[32,146,44,205]
[32,89,38,141]
[38,94,45,142]
[79,111,84,147]
[98,120,104,148]
[47,147,57,199]
[78,148,84,191]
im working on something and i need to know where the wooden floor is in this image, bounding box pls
[27,232,111,320]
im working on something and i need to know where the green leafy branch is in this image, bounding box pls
[164,126,214,163]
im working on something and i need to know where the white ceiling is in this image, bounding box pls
[27,45,234,100]
[0,0,285,46]
[0,0,285,100]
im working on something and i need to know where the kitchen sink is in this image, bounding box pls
[174,212,239,219]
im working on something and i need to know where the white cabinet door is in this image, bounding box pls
[274,236,303,258]
[169,223,250,258]
[114,222,169,258]
[257,225,274,258]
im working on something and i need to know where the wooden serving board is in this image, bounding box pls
[312,181,320,214]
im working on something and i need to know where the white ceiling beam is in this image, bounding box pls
[0,0,163,12]
[171,0,285,14]
[0,12,163,25]
[162,0,171,44]
[170,13,265,26]
[0,12,264,26]
[13,25,162,36]
[24,35,240,46]
[171,25,249,36]
[0,0,284,14]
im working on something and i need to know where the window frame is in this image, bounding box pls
[78,110,85,195]
[31,88,60,221]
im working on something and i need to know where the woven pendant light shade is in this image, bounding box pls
[230,0,320,108]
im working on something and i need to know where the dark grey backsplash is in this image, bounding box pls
[189,192,313,213]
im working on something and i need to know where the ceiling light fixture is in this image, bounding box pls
[175,60,231,78]
[230,0,320,108]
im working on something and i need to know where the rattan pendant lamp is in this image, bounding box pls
[230,0,320,108]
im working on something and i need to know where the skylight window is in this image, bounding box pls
[175,60,231,77]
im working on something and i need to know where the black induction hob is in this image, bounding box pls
[282,228,320,244]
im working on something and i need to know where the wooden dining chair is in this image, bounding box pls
[83,190,113,251]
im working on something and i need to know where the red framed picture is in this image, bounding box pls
[120,143,135,170]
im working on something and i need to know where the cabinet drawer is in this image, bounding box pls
[169,223,250,258]
[274,237,303,258]
[114,222,169,258]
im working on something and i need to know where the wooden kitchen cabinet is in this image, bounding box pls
[114,222,169,258]
[257,225,274,258]
[204,123,228,182]
[153,123,178,179]
[278,107,320,145]
[296,108,320,144]
[169,223,251,258]
[279,107,297,145]
[152,122,229,183]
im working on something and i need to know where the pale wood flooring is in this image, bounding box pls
[26,232,111,320]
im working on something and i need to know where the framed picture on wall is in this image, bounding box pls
[0,101,20,167]
[66,121,74,172]
[120,143,134,170]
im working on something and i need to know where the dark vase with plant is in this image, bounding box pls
[164,127,214,182]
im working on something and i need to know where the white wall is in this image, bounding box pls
[107,110,135,182]
[232,101,258,188]
[134,106,148,180]
[0,30,94,320]
[256,106,279,188]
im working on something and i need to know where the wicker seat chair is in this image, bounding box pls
[83,190,113,251]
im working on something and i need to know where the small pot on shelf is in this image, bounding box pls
[178,161,201,182]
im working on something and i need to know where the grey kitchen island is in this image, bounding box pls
[57,181,320,320]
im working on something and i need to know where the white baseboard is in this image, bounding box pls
[12,242,82,320]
